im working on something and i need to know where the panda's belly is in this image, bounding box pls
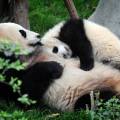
[43,66,91,111]
[43,63,120,111]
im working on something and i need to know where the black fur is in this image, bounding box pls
[52,46,58,53]
[20,61,63,100]
[29,41,43,47]
[0,82,20,102]
[19,30,27,38]
[74,89,116,111]
[59,19,94,71]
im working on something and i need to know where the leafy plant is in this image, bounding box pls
[0,38,36,106]
[0,110,27,120]
[94,97,120,120]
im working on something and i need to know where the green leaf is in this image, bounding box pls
[18,94,36,105]
[0,75,5,82]
[9,77,22,93]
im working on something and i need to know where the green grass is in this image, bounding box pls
[0,101,91,120]
[1,97,120,120]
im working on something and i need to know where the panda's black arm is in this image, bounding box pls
[0,61,63,106]
[21,61,63,100]
[59,19,94,71]
[76,41,94,71]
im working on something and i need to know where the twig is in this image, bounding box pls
[64,0,79,19]
[90,91,95,111]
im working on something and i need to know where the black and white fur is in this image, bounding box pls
[41,19,120,71]
[0,22,41,52]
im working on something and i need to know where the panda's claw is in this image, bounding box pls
[47,61,64,79]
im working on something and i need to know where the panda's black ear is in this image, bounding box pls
[19,30,27,38]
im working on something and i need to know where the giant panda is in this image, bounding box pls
[41,18,120,71]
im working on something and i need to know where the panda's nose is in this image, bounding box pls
[63,54,67,58]
[29,41,43,47]
[36,34,41,38]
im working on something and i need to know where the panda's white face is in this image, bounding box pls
[52,45,72,58]
[0,22,40,50]
[41,37,72,59]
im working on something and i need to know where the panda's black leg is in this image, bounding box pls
[77,42,94,71]
[59,19,94,71]
[70,20,95,71]
[21,61,63,100]
[0,61,63,108]
[24,61,63,80]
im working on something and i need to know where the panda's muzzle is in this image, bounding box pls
[29,41,43,47]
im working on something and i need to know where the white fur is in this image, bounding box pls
[84,20,120,66]
[42,21,65,43]
[0,22,40,52]
[42,36,72,58]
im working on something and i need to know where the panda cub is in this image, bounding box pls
[41,18,120,71]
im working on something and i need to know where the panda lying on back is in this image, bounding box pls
[42,18,120,71]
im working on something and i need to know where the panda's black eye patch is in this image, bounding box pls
[19,30,27,38]
[52,46,58,53]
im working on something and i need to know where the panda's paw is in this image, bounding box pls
[80,58,94,71]
[47,61,64,79]
[80,63,94,71]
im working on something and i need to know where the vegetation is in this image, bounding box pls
[2,0,120,120]
[0,39,36,106]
